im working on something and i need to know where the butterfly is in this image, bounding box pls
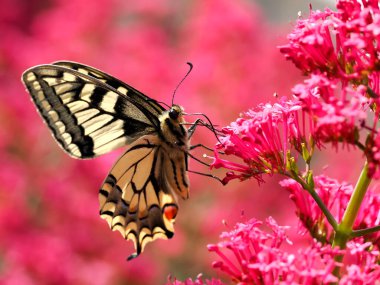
[22,61,193,260]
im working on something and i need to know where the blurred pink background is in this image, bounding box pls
[1,0,363,284]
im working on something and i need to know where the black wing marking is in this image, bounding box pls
[22,63,165,158]
[99,135,189,259]
[52,61,165,116]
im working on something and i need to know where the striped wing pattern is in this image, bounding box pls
[22,62,165,158]
[99,135,189,259]
[52,61,165,118]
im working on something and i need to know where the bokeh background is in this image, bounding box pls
[1,0,364,284]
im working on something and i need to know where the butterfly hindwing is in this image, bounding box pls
[99,135,189,259]
[22,62,164,158]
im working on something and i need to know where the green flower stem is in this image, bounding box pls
[307,186,338,230]
[333,161,372,247]
[288,172,338,230]
[332,161,372,277]
[351,225,380,238]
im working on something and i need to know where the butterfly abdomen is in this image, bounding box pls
[156,107,190,201]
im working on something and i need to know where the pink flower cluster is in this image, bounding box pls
[280,0,380,147]
[280,175,380,246]
[211,98,310,183]
[166,275,225,285]
[279,0,380,173]
[215,0,380,181]
[205,1,380,284]
[208,217,380,284]
[280,0,380,82]
[292,74,369,148]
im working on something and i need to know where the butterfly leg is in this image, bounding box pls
[187,118,222,142]
[187,152,210,167]
[189,143,225,156]
[189,143,213,151]
[187,118,208,138]
[186,119,225,185]
[186,152,224,185]
[187,169,225,184]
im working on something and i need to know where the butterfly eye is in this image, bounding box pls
[169,108,179,120]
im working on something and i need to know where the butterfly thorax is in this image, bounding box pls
[159,104,189,152]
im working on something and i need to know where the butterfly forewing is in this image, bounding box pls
[22,63,164,158]
[52,61,165,117]
[99,135,189,258]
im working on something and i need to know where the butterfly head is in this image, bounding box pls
[168,105,183,121]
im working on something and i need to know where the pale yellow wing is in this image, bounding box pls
[99,135,189,260]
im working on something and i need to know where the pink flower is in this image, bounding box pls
[280,0,380,83]
[292,73,369,148]
[279,0,380,170]
[279,8,340,76]
[166,274,225,285]
[211,150,258,184]
[211,97,312,183]
[208,216,380,284]
[339,241,380,283]
[208,217,339,284]
[280,175,380,247]
[365,132,380,179]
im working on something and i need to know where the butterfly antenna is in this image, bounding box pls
[172,62,193,106]
[156,100,171,109]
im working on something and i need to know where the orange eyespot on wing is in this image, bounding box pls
[164,205,178,220]
[98,135,189,259]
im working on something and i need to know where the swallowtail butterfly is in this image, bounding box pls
[22,61,191,260]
